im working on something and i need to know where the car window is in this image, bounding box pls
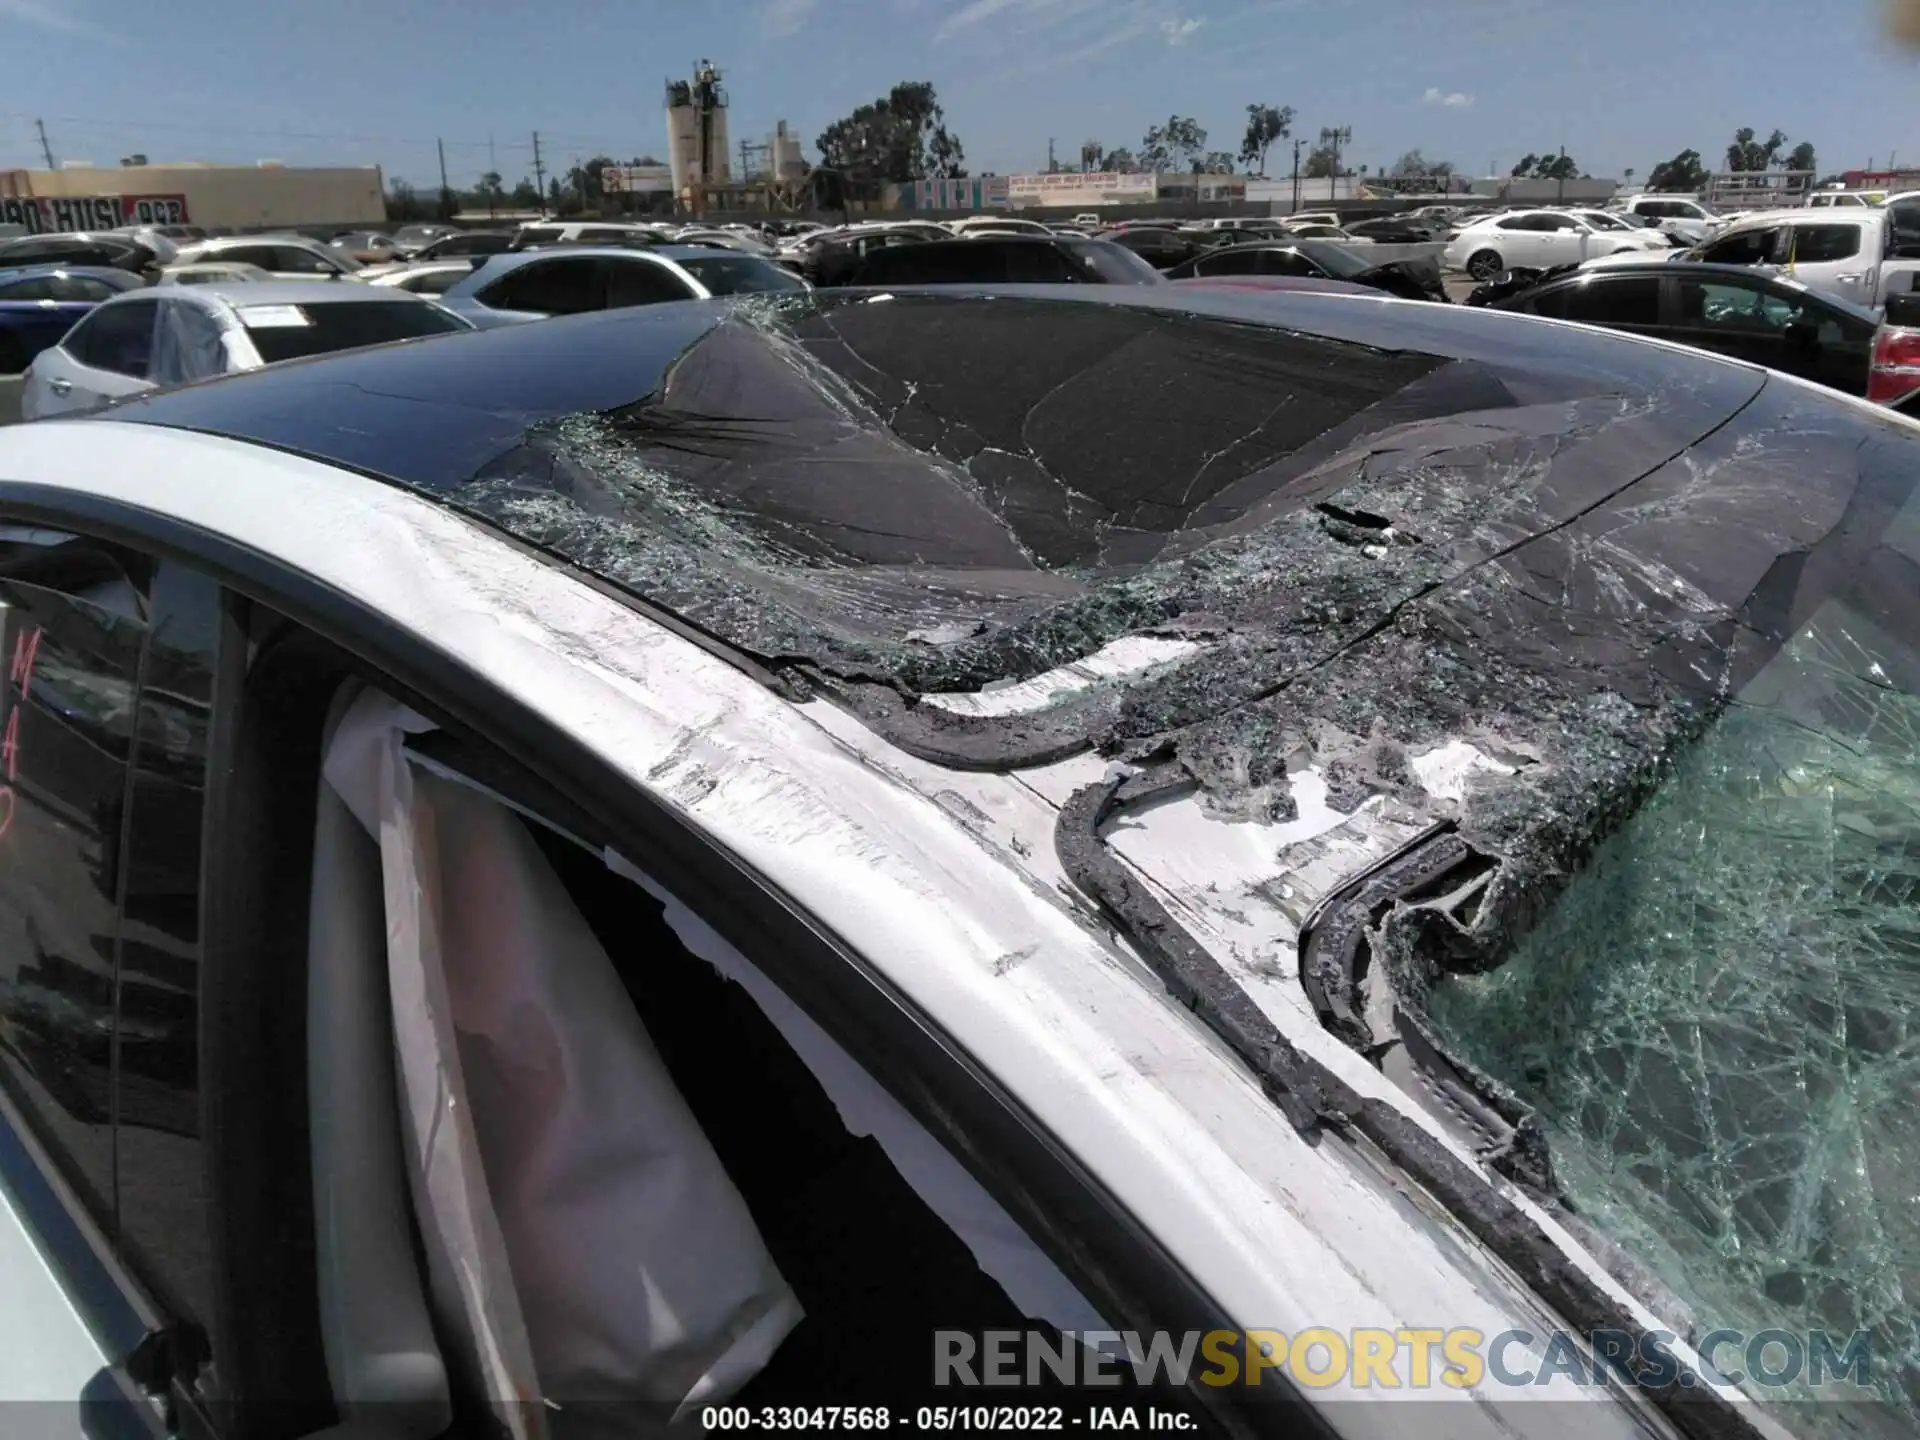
[478,257,600,314]
[271,246,343,275]
[0,274,58,300]
[395,268,464,295]
[515,226,565,247]
[1677,278,1806,331]
[151,299,230,385]
[675,254,805,295]
[46,274,119,302]
[212,245,281,271]
[1057,240,1161,284]
[1495,215,1541,231]
[1787,225,1862,264]
[858,244,1001,284]
[235,300,470,363]
[67,297,159,376]
[1888,200,1920,258]
[1001,244,1076,282]
[1258,249,1323,278]
[602,258,693,308]
[1696,226,1781,266]
[1196,247,1263,277]
[1531,275,1662,326]
[576,228,640,245]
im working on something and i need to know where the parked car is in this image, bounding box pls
[1,286,1915,1437]
[158,262,276,287]
[20,282,472,418]
[1608,195,1723,245]
[1342,216,1444,242]
[390,223,461,256]
[329,231,405,265]
[1282,211,1343,228]
[1486,259,1920,415]
[1806,189,1884,208]
[849,236,1162,286]
[438,246,806,327]
[945,216,1053,236]
[1671,206,1920,308]
[1100,226,1207,270]
[410,230,515,262]
[0,232,162,278]
[1444,210,1668,278]
[172,236,364,281]
[1164,240,1448,301]
[785,227,932,285]
[0,266,143,372]
[363,262,476,297]
[508,220,666,251]
[1169,274,1385,297]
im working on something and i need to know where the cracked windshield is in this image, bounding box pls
[9,3,1920,1440]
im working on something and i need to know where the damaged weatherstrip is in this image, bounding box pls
[1053,767,1765,1440]
[917,638,1205,719]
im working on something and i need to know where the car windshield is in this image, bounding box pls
[237,300,471,363]
[1286,240,1377,278]
[1426,483,1920,1426]
[1059,239,1162,283]
[677,254,805,294]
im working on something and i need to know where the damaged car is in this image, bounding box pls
[0,287,1913,1440]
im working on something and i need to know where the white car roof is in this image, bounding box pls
[168,280,443,310]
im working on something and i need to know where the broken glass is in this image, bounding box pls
[1428,599,1920,1430]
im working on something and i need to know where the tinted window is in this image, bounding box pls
[212,246,281,270]
[478,258,599,314]
[1696,227,1781,266]
[1195,248,1263,277]
[1677,279,1807,331]
[441,233,510,257]
[603,259,694,308]
[113,560,219,1323]
[395,268,464,295]
[68,298,159,376]
[1001,244,1075,282]
[0,539,151,1224]
[1788,225,1862,264]
[677,255,806,295]
[1889,201,1920,258]
[238,300,469,363]
[272,246,345,275]
[1543,276,1661,326]
[46,274,120,302]
[515,226,565,247]
[856,244,1002,284]
[577,228,642,244]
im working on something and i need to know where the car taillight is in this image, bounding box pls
[1868,326,1920,405]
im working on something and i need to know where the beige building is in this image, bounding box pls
[0,162,386,233]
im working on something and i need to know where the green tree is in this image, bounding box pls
[1238,103,1294,176]
[1141,116,1207,173]
[1099,146,1138,173]
[384,178,431,222]
[815,81,966,196]
[1645,148,1708,192]
[1201,150,1239,174]
[1726,127,1788,172]
[1511,152,1578,180]
[509,178,541,208]
[1304,144,1338,179]
[1786,140,1817,174]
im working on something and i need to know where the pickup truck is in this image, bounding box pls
[1680,203,1920,308]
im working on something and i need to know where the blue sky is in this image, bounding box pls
[2,0,1917,191]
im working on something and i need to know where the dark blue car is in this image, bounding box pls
[0,266,143,373]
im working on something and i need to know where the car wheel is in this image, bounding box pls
[0,333,24,376]
[1466,250,1504,282]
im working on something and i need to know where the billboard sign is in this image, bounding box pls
[0,193,190,233]
[601,165,672,195]
[904,175,1011,210]
[1006,171,1156,208]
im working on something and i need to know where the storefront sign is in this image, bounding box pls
[0,193,191,233]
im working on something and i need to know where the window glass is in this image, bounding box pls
[676,254,805,295]
[211,246,279,270]
[602,258,694,308]
[0,550,151,1223]
[1696,227,1781,266]
[46,275,119,302]
[151,300,230,386]
[1679,279,1805,331]
[478,258,598,314]
[1058,240,1160,284]
[1001,244,1074,282]
[576,228,640,244]
[69,298,159,377]
[515,226,565,247]
[1788,225,1862,264]
[396,268,464,295]
[113,560,219,1325]
[271,246,342,276]
[1196,247,1263,277]
[237,300,469,364]
[1551,276,1662,326]
[0,275,57,301]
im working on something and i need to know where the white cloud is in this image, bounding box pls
[1423,86,1474,108]
[937,0,1025,36]
[0,0,114,36]
[760,0,819,36]
[1161,14,1206,43]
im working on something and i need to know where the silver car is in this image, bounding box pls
[21,281,472,417]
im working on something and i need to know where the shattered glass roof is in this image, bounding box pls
[109,288,1920,1429]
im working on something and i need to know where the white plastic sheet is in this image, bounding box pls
[321,692,801,1434]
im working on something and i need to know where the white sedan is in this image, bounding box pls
[21,281,471,418]
[1444,210,1667,279]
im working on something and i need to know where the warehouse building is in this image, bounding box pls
[0,162,386,233]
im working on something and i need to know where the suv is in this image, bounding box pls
[508,220,667,250]
[1612,195,1722,245]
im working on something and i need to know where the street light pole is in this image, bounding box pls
[1292,136,1304,212]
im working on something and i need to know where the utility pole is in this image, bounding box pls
[35,118,54,170]
[488,134,497,219]
[1047,137,1057,174]
[532,131,547,216]
[437,138,452,218]
[1320,125,1351,201]
[1291,136,1304,212]
[1556,143,1567,203]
